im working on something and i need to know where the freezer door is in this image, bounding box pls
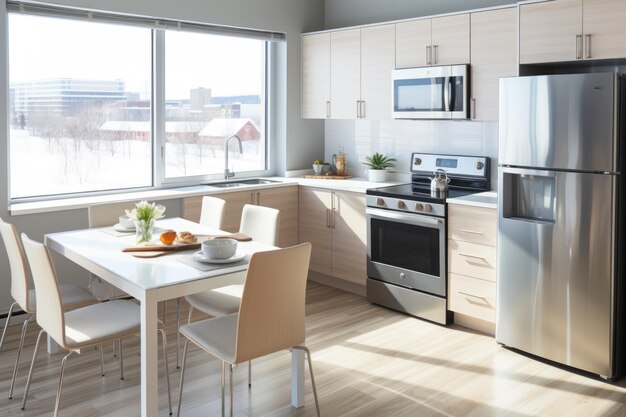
[499,73,617,172]
[497,167,617,377]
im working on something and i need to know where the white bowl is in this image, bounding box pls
[202,239,237,260]
[119,215,135,229]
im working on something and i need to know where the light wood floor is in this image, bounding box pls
[0,282,625,416]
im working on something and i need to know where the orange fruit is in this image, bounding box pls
[160,229,177,245]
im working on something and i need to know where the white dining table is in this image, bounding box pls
[44,217,306,417]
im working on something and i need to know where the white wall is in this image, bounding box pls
[0,0,325,315]
[325,0,517,29]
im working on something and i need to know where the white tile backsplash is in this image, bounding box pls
[325,119,499,188]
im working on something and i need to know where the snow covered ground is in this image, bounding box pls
[10,129,265,198]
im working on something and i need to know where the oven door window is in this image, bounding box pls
[370,217,440,276]
[393,77,445,113]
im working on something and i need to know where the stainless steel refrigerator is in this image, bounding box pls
[497,73,625,379]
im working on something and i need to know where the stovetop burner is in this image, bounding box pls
[367,183,480,203]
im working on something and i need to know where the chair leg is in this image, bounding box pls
[21,329,45,410]
[9,318,29,399]
[293,346,321,417]
[187,305,194,324]
[229,363,234,417]
[176,339,190,417]
[175,298,180,369]
[0,302,17,352]
[53,351,75,417]
[221,361,226,417]
[99,345,105,376]
[248,361,252,388]
[159,329,172,415]
[119,339,124,380]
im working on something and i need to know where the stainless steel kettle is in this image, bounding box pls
[430,169,450,192]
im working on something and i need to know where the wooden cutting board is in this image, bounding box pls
[122,242,201,253]
[302,174,352,179]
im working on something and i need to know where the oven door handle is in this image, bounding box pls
[366,207,443,228]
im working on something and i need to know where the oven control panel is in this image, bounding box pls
[411,153,489,178]
[367,195,445,217]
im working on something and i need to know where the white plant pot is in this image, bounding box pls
[368,169,387,182]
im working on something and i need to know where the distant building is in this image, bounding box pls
[10,78,128,120]
[190,87,212,110]
[99,121,206,142]
[199,118,260,144]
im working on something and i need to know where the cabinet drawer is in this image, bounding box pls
[449,273,496,323]
[448,239,496,282]
[448,204,497,245]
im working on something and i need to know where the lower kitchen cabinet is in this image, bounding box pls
[447,203,497,334]
[298,186,367,293]
[183,185,298,248]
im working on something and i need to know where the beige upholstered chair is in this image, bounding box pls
[176,243,320,417]
[184,204,280,382]
[20,234,172,416]
[0,218,96,400]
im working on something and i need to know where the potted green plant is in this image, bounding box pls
[364,152,396,182]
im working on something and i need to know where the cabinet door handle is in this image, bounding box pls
[360,100,365,119]
[327,208,332,228]
[257,192,261,205]
[576,34,583,60]
[356,100,361,118]
[426,45,431,65]
[331,208,336,229]
[458,291,487,301]
[250,193,255,204]
[433,44,438,65]
[458,229,483,235]
[458,252,486,261]
[326,100,330,118]
[584,34,591,59]
[471,98,477,120]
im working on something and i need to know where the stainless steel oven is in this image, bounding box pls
[367,207,446,296]
[366,153,490,325]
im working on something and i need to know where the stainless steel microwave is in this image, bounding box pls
[392,65,469,120]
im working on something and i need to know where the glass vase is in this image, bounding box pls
[135,218,155,244]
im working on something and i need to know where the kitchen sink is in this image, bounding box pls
[207,178,280,188]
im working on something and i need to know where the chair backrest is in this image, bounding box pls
[199,196,226,229]
[0,218,31,312]
[239,204,279,246]
[21,234,67,348]
[234,242,311,363]
[88,201,135,228]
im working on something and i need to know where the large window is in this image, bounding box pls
[164,32,266,179]
[7,8,274,200]
[9,14,152,198]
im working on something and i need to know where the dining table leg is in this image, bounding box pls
[291,348,305,408]
[141,290,159,417]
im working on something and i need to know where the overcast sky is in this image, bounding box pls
[9,13,264,100]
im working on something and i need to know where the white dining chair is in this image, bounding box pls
[0,218,97,400]
[199,195,226,229]
[184,204,280,384]
[176,243,320,417]
[20,234,173,416]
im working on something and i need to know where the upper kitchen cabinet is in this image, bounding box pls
[520,0,626,64]
[360,24,395,120]
[330,25,395,120]
[302,33,330,119]
[396,14,470,69]
[470,7,517,121]
[330,29,361,119]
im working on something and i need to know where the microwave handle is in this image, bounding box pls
[443,76,450,112]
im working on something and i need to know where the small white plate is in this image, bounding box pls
[113,223,135,233]
[193,251,247,264]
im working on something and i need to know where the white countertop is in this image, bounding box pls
[10,176,405,215]
[447,191,498,209]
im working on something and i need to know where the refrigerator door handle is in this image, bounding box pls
[443,76,450,112]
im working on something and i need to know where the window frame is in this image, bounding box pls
[6,5,279,204]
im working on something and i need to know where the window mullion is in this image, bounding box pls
[153,29,165,187]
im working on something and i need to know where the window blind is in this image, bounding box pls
[6,0,286,42]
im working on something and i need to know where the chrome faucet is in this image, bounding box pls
[224,134,243,180]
